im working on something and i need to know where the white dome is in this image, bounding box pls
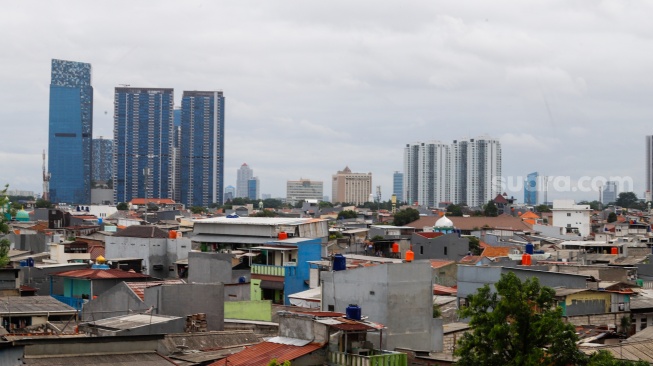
[434,215,454,228]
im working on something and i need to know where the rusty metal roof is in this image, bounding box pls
[209,341,323,366]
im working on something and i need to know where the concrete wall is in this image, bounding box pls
[564,311,630,328]
[412,233,470,262]
[224,282,250,301]
[188,252,233,284]
[224,300,272,322]
[105,236,191,279]
[9,232,47,253]
[278,312,330,344]
[82,282,149,321]
[321,260,435,351]
[145,283,225,331]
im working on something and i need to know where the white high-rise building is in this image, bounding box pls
[404,136,501,208]
[236,163,253,198]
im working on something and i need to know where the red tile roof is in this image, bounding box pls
[433,284,457,295]
[53,268,151,280]
[210,342,323,366]
[459,255,483,264]
[429,259,455,269]
[415,232,445,239]
[125,280,186,300]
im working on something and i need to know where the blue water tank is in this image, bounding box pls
[525,243,534,255]
[98,218,103,224]
[27,257,34,267]
[346,304,362,320]
[333,254,346,271]
[238,276,247,283]
[19,260,27,267]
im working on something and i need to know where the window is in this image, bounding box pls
[328,305,335,312]
[567,213,571,217]
[444,247,448,256]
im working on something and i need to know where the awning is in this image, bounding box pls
[260,280,284,290]
[342,228,369,234]
[190,234,274,244]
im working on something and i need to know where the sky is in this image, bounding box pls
[1,1,652,203]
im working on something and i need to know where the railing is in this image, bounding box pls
[328,350,407,366]
[642,281,653,290]
[51,295,85,311]
[251,264,285,277]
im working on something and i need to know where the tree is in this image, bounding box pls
[616,192,640,209]
[467,236,482,255]
[393,207,420,226]
[190,206,206,214]
[607,212,618,223]
[35,199,53,209]
[455,272,585,366]
[586,350,649,366]
[116,202,129,210]
[483,200,498,217]
[337,210,358,220]
[319,201,334,208]
[535,204,551,213]
[268,359,291,366]
[263,198,283,209]
[446,204,463,217]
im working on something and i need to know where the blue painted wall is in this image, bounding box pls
[283,237,321,305]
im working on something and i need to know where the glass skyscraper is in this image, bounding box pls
[48,59,93,204]
[524,172,539,205]
[92,138,113,185]
[113,87,174,204]
[393,171,404,203]
[180,91,225,207]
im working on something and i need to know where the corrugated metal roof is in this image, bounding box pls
[209,341,323,366]
[23,352,177,365]
[190,234,274,244]
[0,296,77,315]
[195,217,325,225]
[88,314,182,330]
[54,268,151,280]
[267,336,312,346]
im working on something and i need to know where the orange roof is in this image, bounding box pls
[433,284,457,295]
[130,198,176,205]
[415,232,444,239]
[520,211,540,219]
[481,246,512,257]
[209,342,323,366]
[459,255,483,264]
[430,259,455,269]
[54,268,151,280]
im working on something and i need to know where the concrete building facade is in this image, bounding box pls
[331,166,372,205]
[236,163,253,198]
[551,199,591,238]
[286,179,323,205]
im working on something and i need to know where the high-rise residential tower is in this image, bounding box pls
[113,87,174,204]
[404,142,450,207]
[48,59,93,204]
[524,172,539,205]
[331,166,372,205]
[392,171,404,203]
[180,91,225,207]
[236,163,253,198]
[286,178,323,205]
[92,138,113,185]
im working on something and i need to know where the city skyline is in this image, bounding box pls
[2,2,652,202]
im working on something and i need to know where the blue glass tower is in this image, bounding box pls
[393,171,404,203]
[180,91,225,207]
[524,172,538,205]
[248,177,260,200]
[113,87,174,204]
[92,138,113,184]
[48,59,93,204]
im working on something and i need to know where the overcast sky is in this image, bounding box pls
[1,1,652,203]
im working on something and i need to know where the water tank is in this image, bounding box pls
[27,257,35,267]
[238,276,247,283]
[391,242,399,253]
[346,304,362,320]
[611,247,618,255]
[405,249,414,262]
[521,253,531,266]
[278,232,288,240]
[98,218,103,224]
[19,260,27,267]
[636,279,644,287]
[333,254,346,271]
[169,230,176,239]
[525,243,534,255]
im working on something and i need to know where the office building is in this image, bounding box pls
[48,59,93,204]
[602,181,618,205]
[404,142,450,207]
[286,179,323,205]
[224,185,236,202]
[236,163,253,198]
[180,91,225,207]
[524,172,538,205]
[92,138,113,185]
[404,136,501,208]
[331,166,372,205]
[392,171,404,203]
[113,87,174,204]
[247,177,260,200]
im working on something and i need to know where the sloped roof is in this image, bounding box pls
[209,341,323,366]
[433,284,457,295]
[430,259,455,269]
[520,211,540,219]
[493,194,509,204]
[408,215,533,231]
[23,352,177,366]
[481,246,512,257]
[415,232,444,239]
[114,225,169,238]
[89,245,105,260]
[125,280,186,300]
[581,339,653,363]
[0,296,77,315]
[53,268,151,280]
[459,255,483,264]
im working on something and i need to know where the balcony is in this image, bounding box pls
[251,264,285,276]
[327,350,407,366]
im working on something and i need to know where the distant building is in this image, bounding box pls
[172,107,182,202]
[404,142,450,206]
[48,59,93,204]
[92,138,113,184]
[647,136,653,195]
[286,178,323,205]
[113,87,174,204]
[236,163,253,198]
[602,181,618,205]
[224,185,235,202]
[261,193,271,200]
[247,177,260,200]
[524,172,539,205]
[180,91,225,207]
[551,200,591,238]
[392,171,404,203]
[331,166,372,205]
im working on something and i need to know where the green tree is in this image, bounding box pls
[535,204,551,213]
[337,210,358,220]
[393,207,420,226]
[263,198,283,209]
[35,199,53,208]
[467,236,482,255]
[455,272,585,366]
[607,212,618,223]
[483,200,498,217]
[616,192,640,209]
[446,204,464,217]
[190,206,206,214]
[267,359,291,366]
[293,200,305,209]
[586,350,649,366]
[116,202,129,210]
[319,201,334,208]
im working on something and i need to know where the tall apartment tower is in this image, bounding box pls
[392,171,404,203]
[524,172,539,205]
[647,136,653,196]
[92,138,113,185]
[172,107,182,202]
[180,91,225,207]
[287,178,324,205]
[48,59,93,204]
[236,163,253,198]
[113,87,174,204]
[331,166,372,205]
[404,142,450,207]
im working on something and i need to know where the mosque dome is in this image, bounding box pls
[15,209,29,222]
[434,215,454,228]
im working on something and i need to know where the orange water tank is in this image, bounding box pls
[169,230,176,239]
[278,232,288,240]
[611,247,618,255]
[392,242,399,253]
[405,249,414,262]
[522,253,531,266]
[14,229,20,235]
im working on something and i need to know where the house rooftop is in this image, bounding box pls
[194,217,326,225]
[0,296,77,315]
[53,268,151,280]
[84,313,182,331]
